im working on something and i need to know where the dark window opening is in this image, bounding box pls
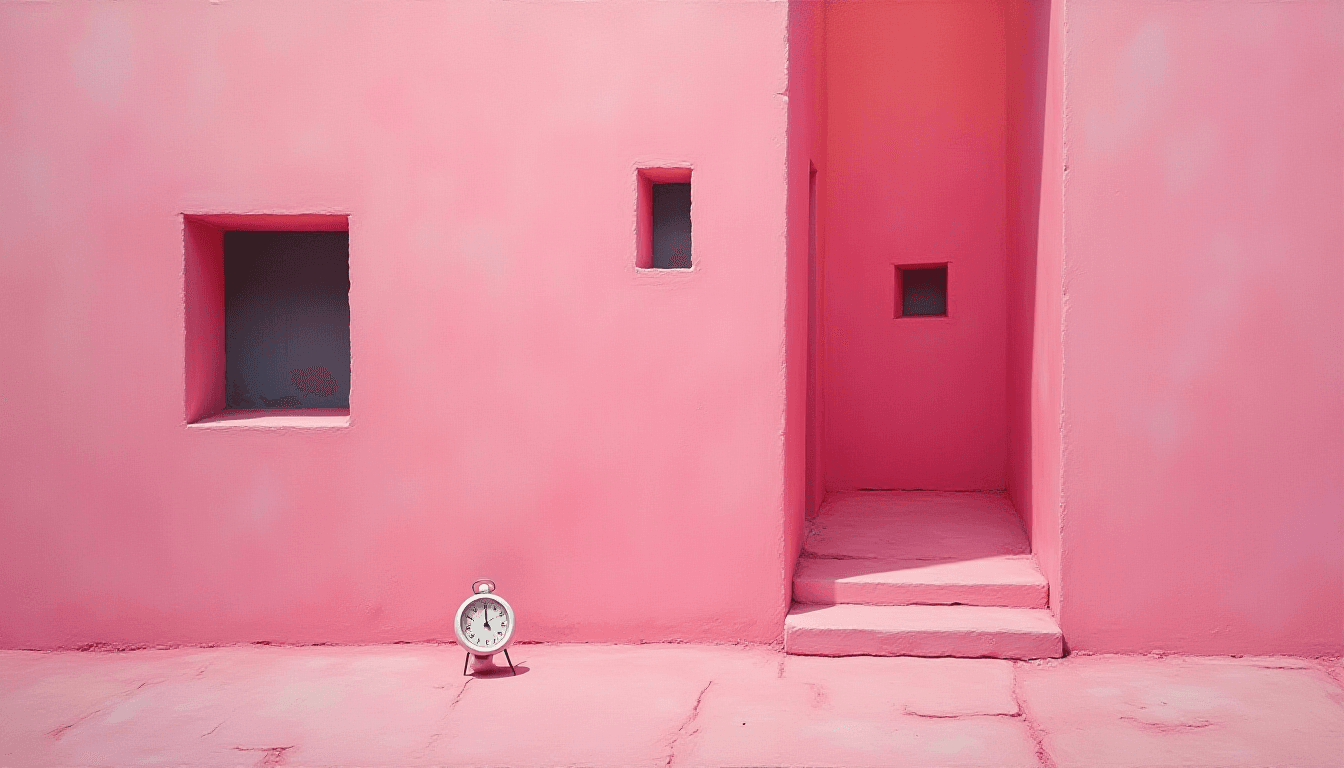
[898,265,948,317]
[651,182,692,269]
[224,231,351,409]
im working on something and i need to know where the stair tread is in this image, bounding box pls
[784,604,1063,659]
[805,491,1030,561]
[786,603,1061,635]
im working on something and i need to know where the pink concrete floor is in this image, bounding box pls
[2,645,1341,767]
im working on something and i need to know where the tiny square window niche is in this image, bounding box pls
[185,214,351,427]
[896,264,948,317]
[637,168,692,270]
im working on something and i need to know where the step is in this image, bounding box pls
[794,555,1048,608]
[805,491,1030,561]
[784,603,1063,660]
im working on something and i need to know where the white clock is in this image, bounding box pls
[454,579,517,675]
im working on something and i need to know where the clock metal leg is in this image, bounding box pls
[464,650,515,676]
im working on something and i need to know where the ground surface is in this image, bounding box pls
[1,644,1341,768]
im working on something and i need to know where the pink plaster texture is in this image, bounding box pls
[818,0,1344,658]
[822,0,1010,493]
[1004,0,1066,621]
[1,0,1342,662]
[0,0,796,649]
[1049,0,1344,657]
[2,645,1342,768]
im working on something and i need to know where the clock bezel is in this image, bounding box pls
[453,592,516,655]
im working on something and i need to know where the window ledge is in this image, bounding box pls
[188,409,350,429]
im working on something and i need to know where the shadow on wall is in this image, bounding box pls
[1005,0,1053,541]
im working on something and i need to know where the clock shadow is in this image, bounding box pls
[468,664,530,679]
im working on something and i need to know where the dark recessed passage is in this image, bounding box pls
[651,182,692,269]
[224,231,351,409]
[899,265,948,317]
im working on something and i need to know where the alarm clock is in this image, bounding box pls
[454,579,517,675]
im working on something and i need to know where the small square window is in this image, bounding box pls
[185,214,351,427]
[636,168,693,270]
[896,265,948,317]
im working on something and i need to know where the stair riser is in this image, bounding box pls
[785,627,1063,660]
[794,580,1048,609]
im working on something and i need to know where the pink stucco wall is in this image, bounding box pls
[0,0,794,648]
[1056,0,1343,654]
[822,0,1010,492]
[2,0,1340,659]
[785,0,827,574]
[1005,0,1066,615]
[820,0,1341,656]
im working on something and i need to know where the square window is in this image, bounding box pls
[185,214,351,427]
[636,168,693,270]
[896,264,948,317]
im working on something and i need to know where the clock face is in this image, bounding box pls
[459,596,511,651]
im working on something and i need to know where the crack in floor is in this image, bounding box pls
[232,745,293,768]
[410,677,475,761]
[1119,716,1215,733]
[664,680,713,767]
[1319,662,1344,692]
[47,708,105,741]
[903,708,1022,719]
[447,677,473,711]
[47,679,167,741]
[1011,663,1058,768]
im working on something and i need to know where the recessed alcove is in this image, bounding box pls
[896,264,948,318]
[636,167,693,270]
[184,214,351,428]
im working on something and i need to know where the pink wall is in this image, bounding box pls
[3,0,1339,658]
[0,0,795,648]
[785,0,827,576]
[1005,0,1066,613]
[822,1,1010,492]
[791,0,828,524]
[1057,0,1344,654]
